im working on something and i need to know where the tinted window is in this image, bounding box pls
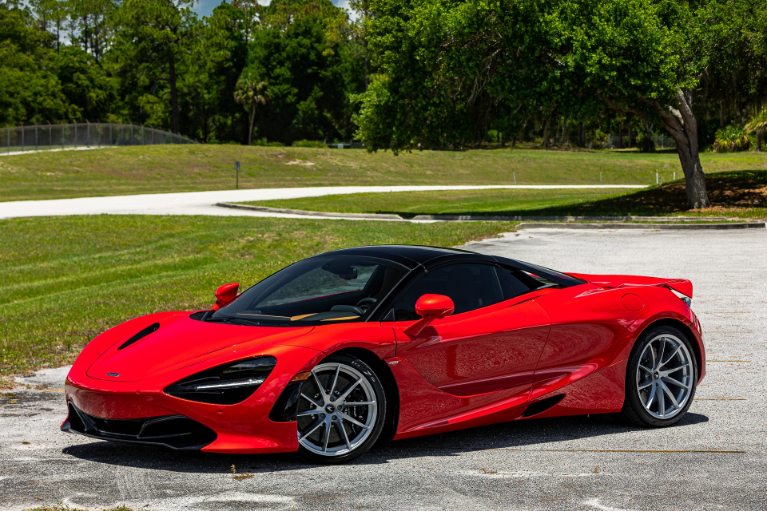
[213,255,407,325]
[390,263,504,321]
[496,266,547,299]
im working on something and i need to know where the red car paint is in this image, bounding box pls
[63,250,705,454]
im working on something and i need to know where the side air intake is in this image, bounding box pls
[118,323,160,350]
[521,394,566,417]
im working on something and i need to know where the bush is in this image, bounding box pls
[252,138,285,147]
[292,140,327,148]
[637,134,656,152]
[712,126,751,152]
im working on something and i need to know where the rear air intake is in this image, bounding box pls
[521,394,565,417]
[118,323,160,350]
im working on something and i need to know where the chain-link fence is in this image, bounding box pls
[0,123,198,155]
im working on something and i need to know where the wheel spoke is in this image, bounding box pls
[329,364,341,396]
[658,384,666,417]
[639,364,653,374]
[638,380,653,390]
[299,418,324,439]
[662,375,690,390]
[339,411,369,430]
[660,381,679,409]
[659,344,681,368]
[322,419,331,452]
[300,393,322,409]
[339,419,352,451]
[336,379,362,403]
[296,409,320,417]
[311,371,328,401]
[644,382,657,409]
[344,401,375,406]
[655,338,666,371]
[660,363,689,377]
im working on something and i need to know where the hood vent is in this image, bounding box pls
[118,322,160,350]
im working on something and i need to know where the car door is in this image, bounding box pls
[387,262,551,398]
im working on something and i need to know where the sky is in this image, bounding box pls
[193,0,352,18]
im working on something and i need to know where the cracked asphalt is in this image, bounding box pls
[2,228,766,510]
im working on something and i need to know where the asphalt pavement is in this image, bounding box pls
[2,227,765,510]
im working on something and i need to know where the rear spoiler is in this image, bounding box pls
[566,273,693,299]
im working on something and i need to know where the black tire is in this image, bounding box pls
[296,353,387,464]
[620,324,698,427]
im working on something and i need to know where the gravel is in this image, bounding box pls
[2,228,765,511]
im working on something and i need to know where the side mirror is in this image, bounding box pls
[415,294,455,319]
[213,282,239,310]
[405,294,454,336]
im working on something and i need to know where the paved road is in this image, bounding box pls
[0,185,645,220]
[2,228,765,510]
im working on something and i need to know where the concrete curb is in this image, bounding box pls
[516,222,766,230]
[214,202,403,220]
[215,203,765,229]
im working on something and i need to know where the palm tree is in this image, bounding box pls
[744,107,767,153]
[234,77,267,145]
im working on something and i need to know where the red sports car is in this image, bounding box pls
[62,245,705,463]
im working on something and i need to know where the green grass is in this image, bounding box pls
[0,215,516,381]
[245,170,767,219]
[2,145,766,201]
[247,188,635,217]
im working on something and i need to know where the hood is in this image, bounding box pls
[87,313,313,382]
[567,273,693,298]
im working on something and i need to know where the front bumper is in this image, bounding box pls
[63,345,323,454]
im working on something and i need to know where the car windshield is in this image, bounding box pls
[211,255,409,325]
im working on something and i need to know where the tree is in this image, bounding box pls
[109,0,198,133]
[357,0,743,209]
[234,75,267,145]
[745,108,767,152]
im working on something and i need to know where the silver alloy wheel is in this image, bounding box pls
[296,362,378,457]
[636,334,694,420]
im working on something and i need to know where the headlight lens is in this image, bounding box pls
[164,356,276,405]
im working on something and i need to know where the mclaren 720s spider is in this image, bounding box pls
[62,245,705,463]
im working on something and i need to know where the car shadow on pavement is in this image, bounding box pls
[61,412,708,471]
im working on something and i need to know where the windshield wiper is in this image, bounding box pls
[205,315,262,326]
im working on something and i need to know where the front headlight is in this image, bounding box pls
[164,356,276,405]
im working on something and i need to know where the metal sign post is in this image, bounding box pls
[235,161,241,189]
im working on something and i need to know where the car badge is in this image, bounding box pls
[106,372,120,377]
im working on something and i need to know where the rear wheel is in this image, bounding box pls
[296,353,386,464]
[620,325,697,427]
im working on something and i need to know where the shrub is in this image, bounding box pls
[292,140,327,148]
[252,138,285,147]
[713,126,751,152]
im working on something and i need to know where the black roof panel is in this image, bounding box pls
[315,245,483,268]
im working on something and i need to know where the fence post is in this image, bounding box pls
[6,127,9,155]
[61,123,64,149]
[74,123,77,148]
[142,125,145,145]
[48,122,52,150]
[110,123,112,147]
[86,120,90,148]
[21,123,24,153]
[35,125,38,151]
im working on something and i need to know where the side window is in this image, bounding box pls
[496,266,555,300]
[390,264,504,321]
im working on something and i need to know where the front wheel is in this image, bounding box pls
[620,325,698,427]
[295,353,386,464]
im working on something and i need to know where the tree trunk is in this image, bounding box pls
[657,90,710,209]
[628,123,632,148]
[616,122,622,148]
[248,105,256,145]
[758,129,763,152]
[168,52,180,134]
[541,118,551,149]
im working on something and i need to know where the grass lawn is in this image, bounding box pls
[0,215,516,382]
[246,170,767,219]
[2,145,766,201]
